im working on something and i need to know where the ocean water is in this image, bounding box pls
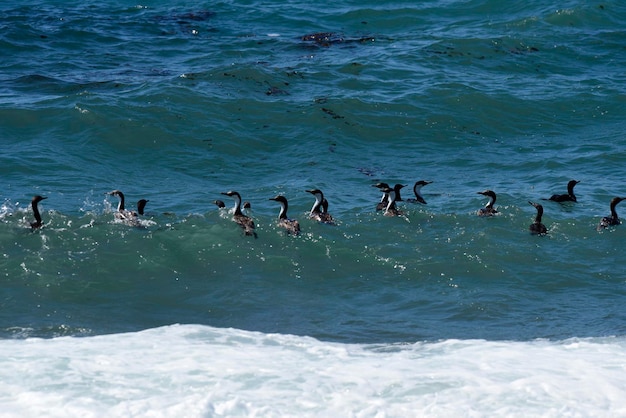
[1,0,626,415]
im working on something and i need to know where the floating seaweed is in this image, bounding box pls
[301,32,375,47]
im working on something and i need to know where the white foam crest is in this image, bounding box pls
[1,325,625,417]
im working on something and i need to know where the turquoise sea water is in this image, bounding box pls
[2,0,626,414]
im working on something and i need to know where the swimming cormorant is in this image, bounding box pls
[597,197,626,230]
[269,195,300,235]
[373,183,405,211]
[477,190,498,217]
[373,182,390,211]
[529,201,547,235]
[306,189,334,224]
[547,180,580,202]
[30,195,47,229]
[407,180,432,204]
[107,190,142,227]
[221,191,257,237]
[381,186,403,217]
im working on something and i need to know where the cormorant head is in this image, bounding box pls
[269,195,288,205]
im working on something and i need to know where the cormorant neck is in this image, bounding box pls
[117,194,125,211]
[32,201,42,224]
[567,183,577,195]
[394,186,403,201]
[385,190,397,212]
[278,201,288,219]
[535,207,543,223]
[232,194,243,216]
[137,200,148,215]
[310,200,322,214]
[610,200,621,219]
[310,194,323,214]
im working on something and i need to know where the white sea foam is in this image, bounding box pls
[1,325,625,417]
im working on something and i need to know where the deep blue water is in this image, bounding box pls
[1,0,626,345]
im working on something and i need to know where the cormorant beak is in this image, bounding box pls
[41,196,48,200]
